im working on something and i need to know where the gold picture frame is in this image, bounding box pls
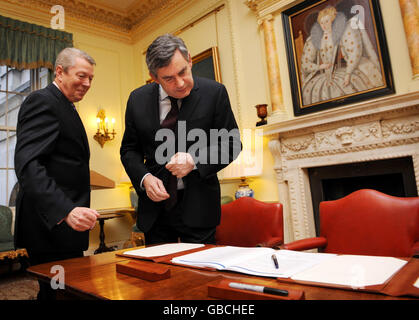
[191,47,222,83]
[282,0,394,116]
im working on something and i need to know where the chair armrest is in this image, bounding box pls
[281,237,327,251]
[256,237,283,248]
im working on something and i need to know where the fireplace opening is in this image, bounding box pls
[308,157,417,236]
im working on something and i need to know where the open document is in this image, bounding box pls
[171,246,336,278]
[172,246,408,287]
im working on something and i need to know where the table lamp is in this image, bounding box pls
[218,149,262,199]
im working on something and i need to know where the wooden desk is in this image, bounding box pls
[26,249,415,301]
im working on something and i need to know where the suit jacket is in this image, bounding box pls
[14,83,91,254]
[120,77,241,232]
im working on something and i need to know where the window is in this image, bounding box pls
[0,66,48,206]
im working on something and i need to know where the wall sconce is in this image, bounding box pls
[94,109,116,148]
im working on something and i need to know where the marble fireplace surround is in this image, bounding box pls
[263,92,419,243]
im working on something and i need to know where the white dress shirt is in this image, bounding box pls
[140,85,185,190]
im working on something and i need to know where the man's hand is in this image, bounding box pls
[143,174,170,202]
[166,152,195,178]
[64,207,100,232]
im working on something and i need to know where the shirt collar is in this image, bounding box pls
[53,81,61,91]
[53,81,76,108]
[159,85,169,101]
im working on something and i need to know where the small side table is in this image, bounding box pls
[94,213,124,254]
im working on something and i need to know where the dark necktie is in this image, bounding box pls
[161,96,179,130]
[161,96,179,210]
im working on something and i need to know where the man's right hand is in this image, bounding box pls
[143,174,170,202]
[65,207,100,232]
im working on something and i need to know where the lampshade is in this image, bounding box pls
[219,128,263,180]
[218,149,262,180]
[218,129,263,198]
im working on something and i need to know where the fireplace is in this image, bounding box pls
[309,157,418,236]
[264,92,419,243]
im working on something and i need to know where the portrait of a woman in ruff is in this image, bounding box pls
[283,0,394,115]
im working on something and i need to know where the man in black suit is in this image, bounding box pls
[121,34,241,245]
[14,47,99,300]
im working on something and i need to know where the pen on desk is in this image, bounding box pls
[229,282,288,297]
[271,254,279,269]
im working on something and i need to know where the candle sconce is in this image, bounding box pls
[94,109,116,148]
[255,104,268,127]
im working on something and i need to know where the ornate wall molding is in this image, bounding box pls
[381,117,419,138]
[225,0,244,130]
[245,0,301,18]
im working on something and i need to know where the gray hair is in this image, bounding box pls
[146,34,189,77]
[55,47,96,74]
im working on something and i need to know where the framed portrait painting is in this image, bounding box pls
[282,0,394,116]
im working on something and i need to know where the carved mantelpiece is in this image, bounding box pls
[264,92,419,243]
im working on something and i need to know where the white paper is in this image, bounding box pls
[123,243,204,258]
[172,246,336,278]
[230,250,336,278]
[414,277,419,289]
[172,246,271,269]
[291,255,408,288]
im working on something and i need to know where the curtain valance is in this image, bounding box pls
[0,15,73,70]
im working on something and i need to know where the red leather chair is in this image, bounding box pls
[215,197,283,247]
[283,189,419,257]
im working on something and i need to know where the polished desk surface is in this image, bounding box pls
[27,248,415,300]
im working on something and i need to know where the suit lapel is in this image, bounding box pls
[149,83,161,129]
[147,83,165,151]
[47,84,90,159]
[71,107,90,158]
[178,77,200,121]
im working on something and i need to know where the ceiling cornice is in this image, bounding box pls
[245,0,304,18]
[1,0,190,33]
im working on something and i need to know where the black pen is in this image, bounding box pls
[271,254,279,269]
[229,282,288,297]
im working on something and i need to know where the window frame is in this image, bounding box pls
[0,66,47,206]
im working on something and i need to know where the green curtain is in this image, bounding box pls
[0,14,73,81]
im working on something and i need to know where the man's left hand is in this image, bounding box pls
[166,152,195,178]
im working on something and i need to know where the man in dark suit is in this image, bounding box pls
[121,34,241,245]
[14,47,99,300]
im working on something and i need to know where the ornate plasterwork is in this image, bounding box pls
[2,0,190,33]
[381,118,419,138]
[245,0,300,17]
